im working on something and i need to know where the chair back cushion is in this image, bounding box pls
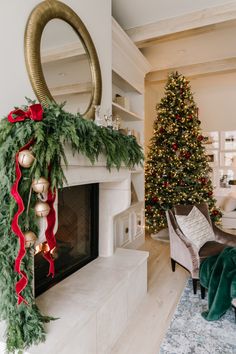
[173,203,211,224]
[175,206,215,251]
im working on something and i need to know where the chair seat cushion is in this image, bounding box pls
[175,206,215,251]
[199,241,226,260]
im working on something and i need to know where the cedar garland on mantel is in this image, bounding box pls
[0,99,143,353]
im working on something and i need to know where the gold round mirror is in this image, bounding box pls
[24,0,102,119]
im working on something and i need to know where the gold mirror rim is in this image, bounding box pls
[24,0,102,119]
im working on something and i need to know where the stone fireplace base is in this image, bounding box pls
[27,248,148,354]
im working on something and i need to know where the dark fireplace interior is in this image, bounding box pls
[35,183,99,296]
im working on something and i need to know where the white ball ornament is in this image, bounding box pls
[24,231,37,248]
[18,150,35,168]
[35,201,50,217]
[32,177,49,194]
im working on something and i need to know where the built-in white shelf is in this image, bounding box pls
[112,70,142,94]
[112,102,143,122]
[50,82,92,97]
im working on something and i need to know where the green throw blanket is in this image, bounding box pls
[200,246,236,321]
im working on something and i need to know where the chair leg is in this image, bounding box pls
[192,279,198,294]
[171,258,176,272]
[200,285,206,299]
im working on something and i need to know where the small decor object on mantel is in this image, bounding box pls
[0,99,143,353]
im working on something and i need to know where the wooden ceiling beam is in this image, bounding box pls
[126,2,236,48]
[146,57,236,84]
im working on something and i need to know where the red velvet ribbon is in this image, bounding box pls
[11,141,33,305]
[9,103,44,305]
[9,103,57,303]
[43,189,57,277]
[8,104,43,123]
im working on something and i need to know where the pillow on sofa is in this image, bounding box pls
[175,206,215,251]
[221,196,236,212]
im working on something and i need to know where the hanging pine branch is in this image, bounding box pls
[145,72,221,234]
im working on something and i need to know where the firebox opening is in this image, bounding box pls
[34,183,99,296]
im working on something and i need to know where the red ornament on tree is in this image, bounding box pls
[188,115,193,120]
[208,191,213,196]
[163,181,169,188]
[185,152,191,159]
[152,196,159,203]
[175,114,181,120]
[197,135,204,141]
[212,210,219,216]
[146,205,152,212]
[172,143,178,151]
[200,177,207,184]
[159,127,164,133]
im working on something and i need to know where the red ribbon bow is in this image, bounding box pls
[8,104,43,123]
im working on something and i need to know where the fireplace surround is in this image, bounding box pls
[0,149,148,353]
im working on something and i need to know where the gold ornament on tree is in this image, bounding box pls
[32,177,49,194]
[18,150,35,168]
[24,231,37,248]
[35,201,50,217]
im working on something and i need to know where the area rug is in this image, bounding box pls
[159,279,236,354]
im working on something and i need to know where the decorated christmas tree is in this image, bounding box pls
[145,72,221,234]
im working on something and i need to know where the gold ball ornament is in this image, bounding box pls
[35,201,50,217]
[18,150,35,168]
[24,231,37,248]
[32,177,50,194]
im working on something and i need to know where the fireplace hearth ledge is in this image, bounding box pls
[0,248,148,354]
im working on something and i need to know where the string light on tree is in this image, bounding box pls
[145,71,221,233]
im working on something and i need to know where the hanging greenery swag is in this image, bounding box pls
[0,100,143,353]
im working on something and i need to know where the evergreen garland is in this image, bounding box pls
[145,72,221,233]
[0,100,143,353]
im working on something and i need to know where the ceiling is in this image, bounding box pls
[112,0,236,79]
[112,0,234,29]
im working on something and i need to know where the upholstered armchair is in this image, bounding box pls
[166,202,236,297]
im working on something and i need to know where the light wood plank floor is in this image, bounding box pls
[111,235,188,354]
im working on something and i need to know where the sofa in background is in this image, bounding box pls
[215,192,236,229]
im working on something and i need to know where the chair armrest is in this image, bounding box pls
[213,224,236,247]
[175,228,200,268]
[167,219,200,277]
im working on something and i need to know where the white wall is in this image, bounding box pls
[145,72,236,150]
[0,0,111,117]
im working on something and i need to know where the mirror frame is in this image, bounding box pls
[24,0,102,119]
